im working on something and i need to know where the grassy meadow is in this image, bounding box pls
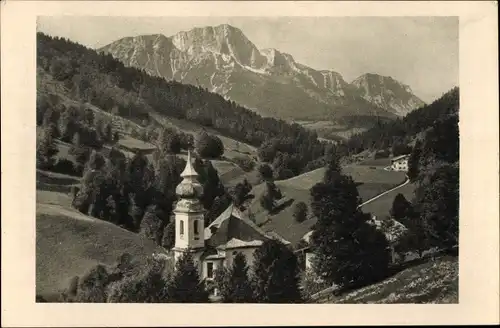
[243,162,408,246]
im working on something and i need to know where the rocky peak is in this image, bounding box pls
[351,73,425,116]
[170,24,266,68]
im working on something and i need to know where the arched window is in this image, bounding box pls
[180,220,184,236]
[194,220,199,235]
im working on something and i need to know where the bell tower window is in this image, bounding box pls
[180,220,184,237]
[194,220,199,240]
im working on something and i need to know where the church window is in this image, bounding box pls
[207,262,214,278]
[180,220,184,236]
[194,220,199,235]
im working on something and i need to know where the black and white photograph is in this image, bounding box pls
[1,0,498,326]
[34,15,460,304]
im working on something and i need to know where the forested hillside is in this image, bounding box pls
[37,33,327,175]
[343,88,459,155]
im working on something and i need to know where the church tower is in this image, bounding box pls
[173,150,206,265]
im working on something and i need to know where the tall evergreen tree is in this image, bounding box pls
[168,252,209,303]
[218,252,253,303]
[251,239,303,303]
[390,193,413,223]
[310,166,391,287]
[198,160,225,211]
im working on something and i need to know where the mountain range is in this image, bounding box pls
[99,24,425,121]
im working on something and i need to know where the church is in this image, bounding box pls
[171,151,291,283]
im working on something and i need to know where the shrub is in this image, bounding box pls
[258,164,273,181]
[301,269,331,301]
[195,131,224,159]
[51,158,80,176]
[293,202,308,223]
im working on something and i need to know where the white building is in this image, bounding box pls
[391,154,410,172]
[172,151,291,288]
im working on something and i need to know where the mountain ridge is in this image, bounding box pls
[99,24,425,120]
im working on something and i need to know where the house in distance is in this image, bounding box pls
[390,154,410,172]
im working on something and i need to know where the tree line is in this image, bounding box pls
[51,238,303,304]
[344,88,459,156]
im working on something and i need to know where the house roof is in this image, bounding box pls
[205,203,291,249]
[368,216,408,244]
[205,253,226,260]
[302,231,314,243]
[391,154,410,162]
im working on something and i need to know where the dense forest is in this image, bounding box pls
[37,33,328,174]
[344,88,459,155]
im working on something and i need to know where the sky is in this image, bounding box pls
[37,16,459,103]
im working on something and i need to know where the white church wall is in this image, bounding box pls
[174,212,205,250]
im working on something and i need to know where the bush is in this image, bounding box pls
[301,269,331,301]
[293,202,308,223]
[258,164,273,181]
[51,158,80,176]
[195,131,224,159]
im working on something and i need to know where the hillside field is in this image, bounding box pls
[359,182,416,219]
[315,255,458,303]
[245,163,408,245]
[36,170,168,300]
[296,120,369,141]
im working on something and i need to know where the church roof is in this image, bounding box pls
[204,203,287,249]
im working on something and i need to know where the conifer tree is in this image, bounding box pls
[310,162,391,287]
[251,239,302,303]
[390,193,413,223]
[168,252,209,303]
[36,126,59,169]
[218,252,253,303]
[139,205,165,245]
